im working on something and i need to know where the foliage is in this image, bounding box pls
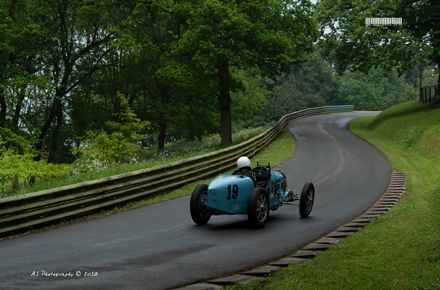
[317,0,440,83]
[264,74,324,122]
[230,67,270,130]
[260,44,423,114]
[0,128,57,193]
[1,0,436,169]
[337,67,409,111]
[176,0,318,145]
[14,125,269,196]
[73,94,150,167]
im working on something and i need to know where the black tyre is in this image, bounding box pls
[190,184,211,225]
[299,182,314,218]
[247,187,270,228]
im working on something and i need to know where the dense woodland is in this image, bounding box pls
[0,0,438,191]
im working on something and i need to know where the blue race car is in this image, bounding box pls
[190,159,315,228]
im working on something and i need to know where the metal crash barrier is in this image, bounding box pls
[0,105,353,236]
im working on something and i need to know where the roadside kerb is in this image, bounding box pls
[0,106,351,237]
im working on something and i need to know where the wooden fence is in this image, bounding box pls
[0,105,353,237]
[420,84,439,103]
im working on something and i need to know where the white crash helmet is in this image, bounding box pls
[237,156,251,169]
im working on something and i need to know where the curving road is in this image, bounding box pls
[0,112,391,290]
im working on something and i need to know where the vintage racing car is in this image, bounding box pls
[190,160,315,228]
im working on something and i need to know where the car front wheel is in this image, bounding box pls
[190,184,211,225]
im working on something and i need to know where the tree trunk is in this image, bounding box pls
[33,91,63,161]
[50,99,63,164]
[187,131,195,141]
[0,90,6,127]
[12,175,19,192]
[437,58,440,85]
[216,60,232,146]
[158,122,166,150]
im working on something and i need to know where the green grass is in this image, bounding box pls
[3,126,270,197]
[0,128,294,241]
[228,100,440,290]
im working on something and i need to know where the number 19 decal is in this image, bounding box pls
[227,185,239,200]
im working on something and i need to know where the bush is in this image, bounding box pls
[73,94,150,165]
[0,128,59,194]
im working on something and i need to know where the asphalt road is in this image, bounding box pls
[0,112,391,290]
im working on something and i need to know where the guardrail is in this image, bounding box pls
[327,105,354,113]
[420,84,439,103]
[0,105,353,236]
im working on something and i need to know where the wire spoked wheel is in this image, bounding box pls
[248,187,270,228]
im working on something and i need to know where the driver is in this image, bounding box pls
[234,156,270,187]
[236,156,252,174]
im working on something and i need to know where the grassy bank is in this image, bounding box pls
[3,126,270,197]
[1,129,295,241]
[229,100,440,290]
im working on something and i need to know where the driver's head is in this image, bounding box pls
[237,156,251,170]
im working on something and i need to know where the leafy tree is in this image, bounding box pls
[177,0,318,145]
[173,69,220,142]
[29,0,117,161]
[230,67,269,130]
[0,128,57,193]
[317,0,440,83]
[74,94,150,165]
[337,67,407,110]
[290,47,340,105]
[0,0,51,134]
[263,73,325,122]
[116,0,200,150]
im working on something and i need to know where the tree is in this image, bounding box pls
[30,0,118,161]
[177,0,318,145]
[263,73,324,122]
[230,67,269,130]
[0,0,50,133]
[116,0,200,150]
[337,67,407,110]
[0,128,57,193]
[290,47,340,105]
[317,0,440,83]
[74,94,150,165]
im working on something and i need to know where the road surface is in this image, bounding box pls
[0,112,391,290]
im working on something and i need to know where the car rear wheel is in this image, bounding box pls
[247,187,270,228]
[300,182,314,218]
[190,184,211,225]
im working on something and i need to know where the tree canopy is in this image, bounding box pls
[175,0,318,145]
[317,0,440,83]
[0,0,434,190]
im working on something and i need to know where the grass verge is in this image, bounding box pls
[228,100,440,290]
[0,128,295,241]
[3,126,271,197]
